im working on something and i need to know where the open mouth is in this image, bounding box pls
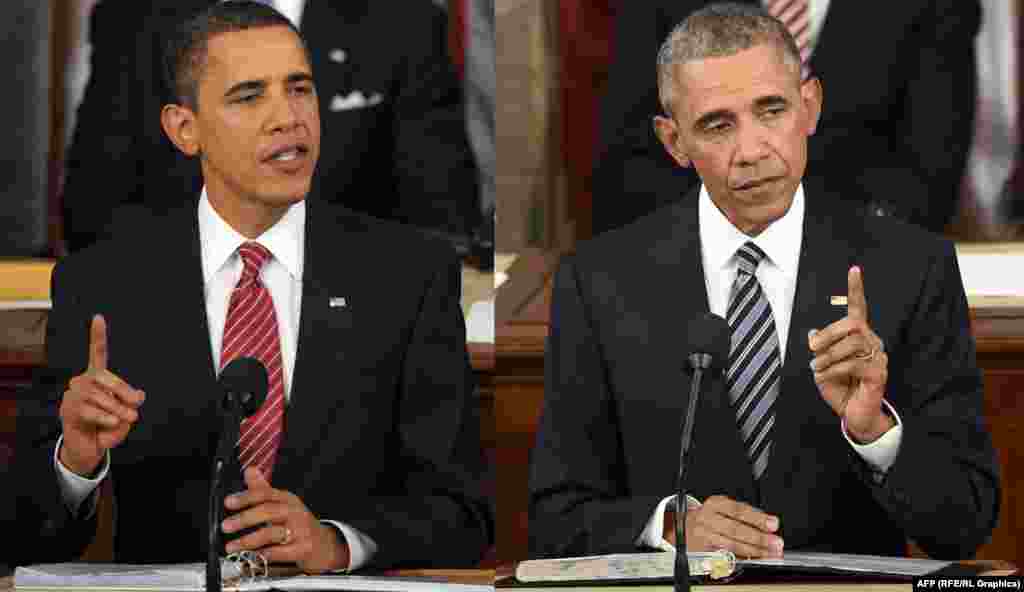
[264,145,309,163]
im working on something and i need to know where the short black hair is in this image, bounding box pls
[163,0,310,111]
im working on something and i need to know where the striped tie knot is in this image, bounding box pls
[237,242,272,286]
[736,242,767,276]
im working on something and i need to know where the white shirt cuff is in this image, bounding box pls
[320,520,378,572]
[842,399,903,479]
[636,494,702,552]
[53,434,109,518]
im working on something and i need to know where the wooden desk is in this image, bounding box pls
[494,262,1024,567]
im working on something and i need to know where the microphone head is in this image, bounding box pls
[218,356,268,417]
[685,313,732,374]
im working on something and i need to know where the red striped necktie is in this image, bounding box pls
[221,242,285,479]
[765,0,812,79]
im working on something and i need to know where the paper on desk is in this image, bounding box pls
[741,552,950,577]
[14,563,494,592]
[514,551,951,584]
[14,562,237,590]
[240,575,494,592]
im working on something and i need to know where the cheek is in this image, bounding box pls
[294,98,320,122]
[689,152,730,184]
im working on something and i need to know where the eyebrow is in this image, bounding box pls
[224,72,314,98]
[754,95,789,109]
[692,95,792,130]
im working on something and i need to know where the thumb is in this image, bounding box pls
[88,314,108,372]
[244,466,270,490]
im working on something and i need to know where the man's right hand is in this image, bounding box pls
[664,495,784,558]
[58,315,145,477]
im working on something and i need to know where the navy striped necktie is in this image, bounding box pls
[725,242,782,480]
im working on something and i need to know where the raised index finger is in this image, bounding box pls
[847,266,868,322]
[88,315,108,372]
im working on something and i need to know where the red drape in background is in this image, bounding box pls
[558,1,614,240]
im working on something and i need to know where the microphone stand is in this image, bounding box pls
[207,393,246,592]
[675,352,712,592]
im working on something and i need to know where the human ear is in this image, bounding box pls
[160,104,201,157]
[654,115,693,168]
[800,77,823,135]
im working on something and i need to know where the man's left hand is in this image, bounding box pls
[808,266,893,444]
[222,467,350,573]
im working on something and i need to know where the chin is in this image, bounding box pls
[266,179,312,205]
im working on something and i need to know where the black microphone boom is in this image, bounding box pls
[208,356,268,592]
[675,313,731,592]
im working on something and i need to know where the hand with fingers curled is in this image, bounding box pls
[808,266,894,444]
[58,314,146,477]
[663,495,784,559]
[222,467,350,574]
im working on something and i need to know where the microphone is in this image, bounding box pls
[208,357,268,592]
[218,356,269,417]
[675,313,731,592]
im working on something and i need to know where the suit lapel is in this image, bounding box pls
[273,199,355,491]
[758,185,860,537]
[154,201,216,383]
[634,194,759,505]
[116,200,220,465]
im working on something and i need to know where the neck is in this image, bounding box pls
[206,191,295,239]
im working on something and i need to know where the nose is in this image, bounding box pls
[734,123,770,166]
[266,92,302,134]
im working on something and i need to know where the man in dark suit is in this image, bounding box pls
[592,0,980,235]
[530,3,998,561]
[14,2,490,570]
[61,0,480,253]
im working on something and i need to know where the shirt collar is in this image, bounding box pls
[198,187,306,283]
[698,183,805,277]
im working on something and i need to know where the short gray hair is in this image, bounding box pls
[656,2,802,116]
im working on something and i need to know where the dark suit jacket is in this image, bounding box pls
[592,0,980,235]
[14,197,492,568]
[529,185,999,560]
[62,0,480,253]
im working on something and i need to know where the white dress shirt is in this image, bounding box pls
[636,184,903,551]
[54,190,377,570]
[270,0,305,28]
